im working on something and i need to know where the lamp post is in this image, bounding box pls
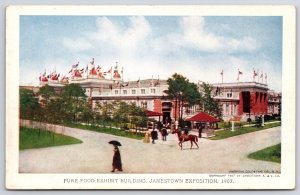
[231,116,235,132]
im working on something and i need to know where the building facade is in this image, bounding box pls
[28,62,281,122]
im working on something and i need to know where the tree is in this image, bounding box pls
[164,73,189,122]
[165,73,201,126]
[61,84,87,123]
[19,88,40,120]
[201,82,222,119]
[114,101,130,130]
[180,82,202,122]
[98,101,115,128]
[39,85,56,106]
[128,103,147,131]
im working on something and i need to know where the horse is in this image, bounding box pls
[172,129,199,150]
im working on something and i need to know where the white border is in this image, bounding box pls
[6,5,296,189]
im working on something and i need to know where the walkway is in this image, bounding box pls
[19,125,281,173]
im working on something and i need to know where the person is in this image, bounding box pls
[198,124,203,138]
[161,126,168,141]
[143,131,150,143]
[111,145,122,172]
[183,126,189,140]
[151,129,158,144]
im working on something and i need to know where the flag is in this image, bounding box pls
[237,69,242,81]
[90,58,94,65]
[72,62,79,68]
[253,70,258,77]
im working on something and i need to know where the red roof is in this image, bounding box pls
[186,112,219,123]
[146,110,163,117]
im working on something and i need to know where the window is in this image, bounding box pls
[132,89,136,94]
[227,93,232,98]
[226,104,229,115]
[114,90,118,95]
[141,89,146,94]
[151,88,156,94]
[123,90,127,95]
[141,101,147,109]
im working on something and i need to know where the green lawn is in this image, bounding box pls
[66,123,145,140]
[210,122,281,140]
[20,127,82,150]
[248,144,281,163]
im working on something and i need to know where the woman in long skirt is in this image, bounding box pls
[111,146,122,172]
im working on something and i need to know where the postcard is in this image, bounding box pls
[6,5,295,189]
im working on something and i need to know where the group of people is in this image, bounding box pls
[143,122,170,144]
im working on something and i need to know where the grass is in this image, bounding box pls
[66,123,145,140]
[20,127,82,150]
[248,144,281,163]
[209,122,281,140]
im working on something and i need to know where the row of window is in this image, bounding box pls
[114,88,156,95]
[224,104,237,116]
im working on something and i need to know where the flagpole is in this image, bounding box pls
[111,66,112,80]
[121,67,124,83]
[221,70,223,83]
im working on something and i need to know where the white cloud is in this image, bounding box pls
[88,16,151,56]
[28,16,279,92]
[179,17,260,52]
[62,37,92,52]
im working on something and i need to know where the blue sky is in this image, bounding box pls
[20,16,282,92]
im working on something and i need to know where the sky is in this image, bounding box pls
[20,16,282,92]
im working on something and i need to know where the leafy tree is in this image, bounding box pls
[20,88,40,120]
[45,97,66,124]
[114,101,130,130]
[61,83,86,100]
[98,101,115,128]
[61,84,87,123]
[201,82,222,119]
[165,73,201,126]
[164,73,189,122]
[128,103,147,131]
[39,85,56,106]
[180,82,202,122]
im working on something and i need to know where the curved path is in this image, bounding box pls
[19,126,281,173]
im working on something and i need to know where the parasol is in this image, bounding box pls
[108,140,122,146]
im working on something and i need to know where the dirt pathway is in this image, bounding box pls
[19,126,281,173]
